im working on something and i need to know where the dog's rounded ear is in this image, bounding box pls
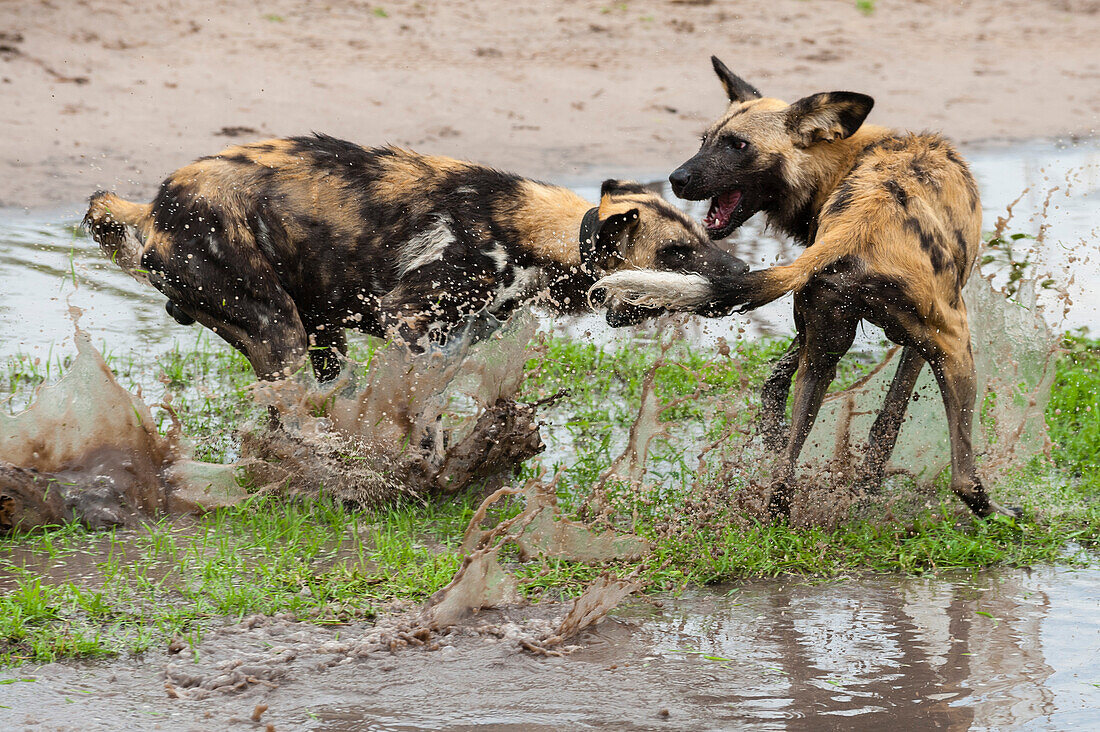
[785,91,874,148]
[601,179,626,197]
[711,56,762,104]
[583,208,640,270]
[600,179,649,197]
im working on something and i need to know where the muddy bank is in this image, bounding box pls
[1,0,1099,208]
[3,564,1098,730]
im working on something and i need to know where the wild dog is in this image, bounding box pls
[596,57,1019,520]
[84,134,747,382]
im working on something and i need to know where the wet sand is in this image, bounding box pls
[3,566,1098,730]
[2,0,1100,208]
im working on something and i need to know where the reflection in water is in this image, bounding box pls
[1,141,1097,363]
[610,567,1093,730]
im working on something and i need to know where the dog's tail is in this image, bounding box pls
[83,191,154,285]
[594,240,846,315]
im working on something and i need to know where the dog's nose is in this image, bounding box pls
[669,167,692,197]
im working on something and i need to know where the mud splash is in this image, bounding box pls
[157,474,652,699]
[0,307,199,530]
[0,312,552,529]
[243,314,547,505]
[0,305,656,666]
[422,475,648,645]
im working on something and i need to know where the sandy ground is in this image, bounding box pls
[0,0,1099,209]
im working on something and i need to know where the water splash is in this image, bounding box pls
[418,474,649,649]
[460,474,652,562]
[241,312,547,505]
[796,261,1059,486]
[0,307,178,529]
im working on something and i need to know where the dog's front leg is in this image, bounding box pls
[303,321,348,383]
[767,293,859,520]
[757,339,801,452]
[378,268,497,353]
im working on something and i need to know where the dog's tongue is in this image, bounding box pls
[704,190,743,232]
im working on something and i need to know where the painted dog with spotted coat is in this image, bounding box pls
[596,57,1018,520]
[85,134,746,382]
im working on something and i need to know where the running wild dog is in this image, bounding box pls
[85,134,747,382]
[596,57,1019,520]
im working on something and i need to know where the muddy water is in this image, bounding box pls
[1,565,1097,730]
[1,140,1097,363]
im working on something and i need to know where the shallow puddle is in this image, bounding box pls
[0,533,157,593]
[1,565,1097,730]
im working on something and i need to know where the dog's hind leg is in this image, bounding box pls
[768,290,859,520]
[856,345,925,494]
[873,298,1019,518]
[757,339,801,452]
[922,325,1020,518]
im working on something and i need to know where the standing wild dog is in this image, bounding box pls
[85,134,747,382]
[596,57,1019,519]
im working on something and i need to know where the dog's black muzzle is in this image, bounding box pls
[669,160,714,201]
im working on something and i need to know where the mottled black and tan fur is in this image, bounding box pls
[597,57,1016,520]
[85,134,746,382]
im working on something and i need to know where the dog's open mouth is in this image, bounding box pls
[703,190,744,239]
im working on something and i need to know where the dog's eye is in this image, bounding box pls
[728,138,748,150]
[658,244,692,263]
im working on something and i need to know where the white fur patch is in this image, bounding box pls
[591,270,714,310]
[492,265,542,312]
[254,215,277,260]
[205,232,222,258]
[399,214,455,275]
[485,242,509,272]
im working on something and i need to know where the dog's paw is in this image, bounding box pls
[987,501,1025,521]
